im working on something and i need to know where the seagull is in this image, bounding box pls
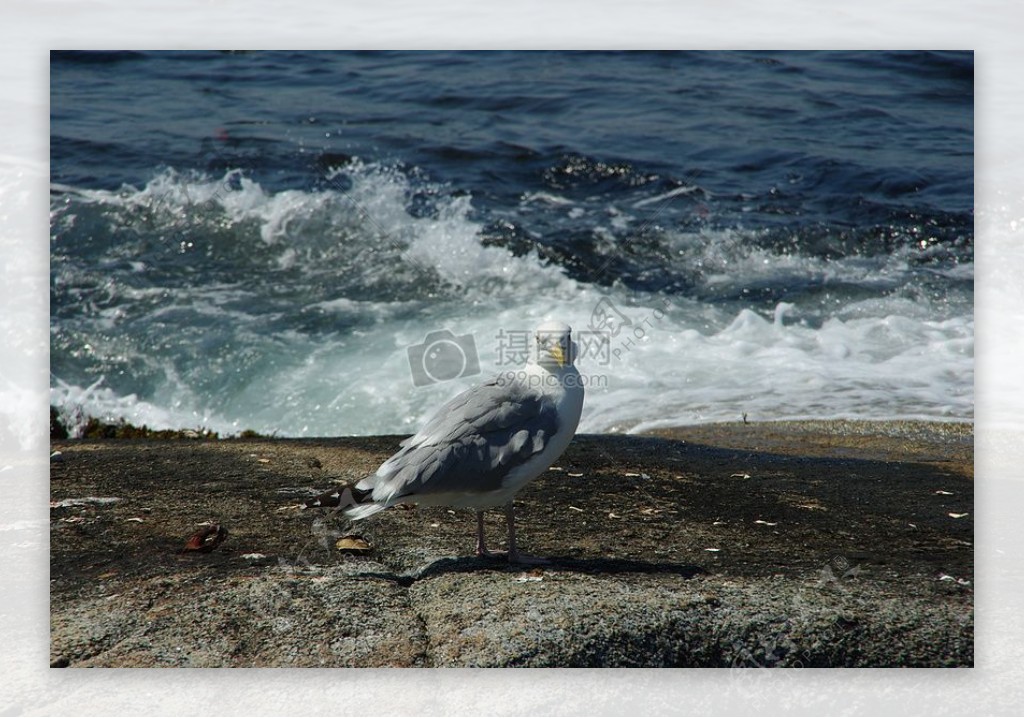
[339,320,585,564]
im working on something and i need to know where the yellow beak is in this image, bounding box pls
[549,345,566,367]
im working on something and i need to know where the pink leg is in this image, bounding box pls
[505,502,550,565]
[475,510,503,559]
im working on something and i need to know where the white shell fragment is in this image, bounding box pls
[51,497,122,508]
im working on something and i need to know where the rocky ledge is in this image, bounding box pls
[49,420,973,667]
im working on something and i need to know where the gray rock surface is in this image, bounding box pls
[50,422,973,667]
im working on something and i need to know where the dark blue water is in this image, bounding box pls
[50,51,973,435]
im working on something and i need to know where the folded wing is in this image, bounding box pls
[357,378,560,505]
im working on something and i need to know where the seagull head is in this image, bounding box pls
[531,320,577,369]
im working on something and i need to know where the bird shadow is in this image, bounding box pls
[356,555,706,587]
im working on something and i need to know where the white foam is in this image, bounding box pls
[49,165,974,437]
[51,292,973,437]
[631,184,702,209]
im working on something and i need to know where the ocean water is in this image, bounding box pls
[49,50,974,437]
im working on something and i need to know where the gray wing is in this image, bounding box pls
[364,378,560,502]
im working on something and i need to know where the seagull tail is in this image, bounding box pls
[336,480,393,520]
[343,501,388,521]
[304,483,379,515]
[303,476,397,520]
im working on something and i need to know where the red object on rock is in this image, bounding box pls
[182,524,228,553]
